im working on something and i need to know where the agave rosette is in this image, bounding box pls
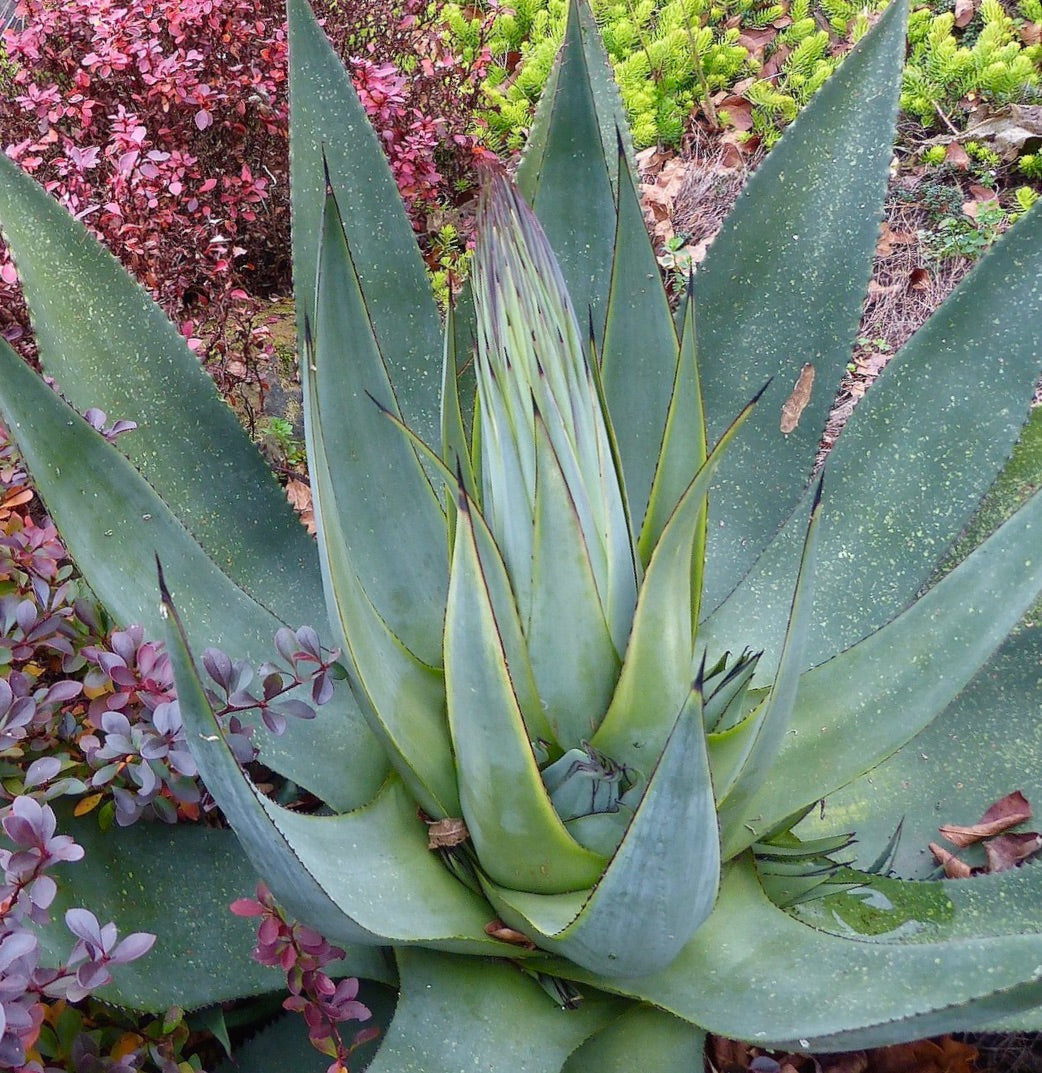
[3,0,1042,1068]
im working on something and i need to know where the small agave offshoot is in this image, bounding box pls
[2,0,1042,1068]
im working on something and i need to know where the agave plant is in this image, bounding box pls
[3,0,1042,1067]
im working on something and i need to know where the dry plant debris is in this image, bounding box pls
[929,791,1042,878]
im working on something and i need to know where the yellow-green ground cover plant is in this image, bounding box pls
[2,0,1042,1068]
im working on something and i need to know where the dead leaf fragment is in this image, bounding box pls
[984,831,1042,872]
[484,920,536,948]
[938,789,1032,847]
[871,1035,978,1073]
[426,816,470,849]
[929,842,974,878]
[944,141,971,170]
[780,363,815,434]
[285,478,316,535]
[954,0,976,27]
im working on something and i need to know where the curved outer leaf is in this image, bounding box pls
[0,341,376,809]
[638,281,706,566]
[527,410,623,745]
[365,948,624,1073]
[701,199,1042,679]
[514,0,619,350]
[300,327,456,820]
[313,186,448,664]
[562,1004,705,1073]
[0,152,320,622]
[445,485,608,894]
[722,480,1042,857]
[798,411,1042,876]
[484,683,720,979]
[287,0,442,448]
[695,0,908,612]
[553,858,1042,1050]
[600,137,681,535]
[800,622,1042,879]
[163,578,502,954]
[37,811,277,1012]
[717,480,822,842]
[593,387,764,771]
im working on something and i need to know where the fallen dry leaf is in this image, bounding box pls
[929,842,974,878]
[717,97,755,132]
[869,1035,977,1073]
[984,831,1042,872]
[938,789,1032,847]
[285,477,316,535]
[483,921,536,948]
[944,141,971,170]
[780,363,815,434]
[875,221,916,257]
[954,0,976,27]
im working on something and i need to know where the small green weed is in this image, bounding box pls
[256,415,306,468]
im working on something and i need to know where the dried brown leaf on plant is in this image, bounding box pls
[938,790,1032,847]
[929,841,975,878]
[984,831,1042,872]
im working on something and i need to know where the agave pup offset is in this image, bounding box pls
[3,0,1042,1068]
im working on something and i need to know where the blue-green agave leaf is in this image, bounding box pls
[445,485,608,894]
[696,0,908,611]
[801,621,1042,879]
[561,1004,705,1073]
[313,183,447,664]
[717,479,823,841]
[302,325,456,819]
[287,0,442,447]
[163,577,500,952]
[638,280,707,566]
[0,341,374,809]
[527,408,623,745]
[554,857,1042,1049]
[484,683,719,978]
[514,0,620,349]
[364,948,623,1073]
[702,199,1042,678]
[593,385,766,771]
[600,134,681,535]
[37,809,274,1012]
[0,152,321,624]
[724,479,1042,856]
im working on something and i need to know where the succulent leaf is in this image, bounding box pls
[445,484,609,893]
[287,0,442,448]
[0,154,320,619]
[553,857,1042,1049]
[302,323,457,819]
[725,478,1042,855]
[703,196,1042,678]
[484,681,719,978]
[717,478,824,840]
[362,948,625,1073]
[695,0,909,611]
[600,136,682,535]
[313,184,448,664]
[0,338,376,810]
[514,0,623,351]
